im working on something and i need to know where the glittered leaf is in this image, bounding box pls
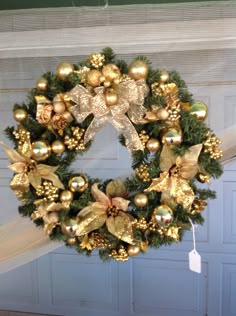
[106,179,127,198]
[111,197,130,212]
[144,171,170,193]
[0,141,25,163]
[160,144,176,171]
[8,162,26,174]
[91,183,110,207]
[170,177,194,210]
[106,212,134,244]
[28,171,41,189]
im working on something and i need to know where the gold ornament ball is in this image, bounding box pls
[134,193,148,207]
[60,190,74,203]
[153,205,173,227]
[128,60,149,80]
[86,69,102,87]
[61,218,78,237]
[146,138,161,152]
[36,77,48,91]
[51,140,65,154]
[161,127,182,145]
[156,108,169,120]
[69,175,88,192]
[56,62,74,80]
[53,101,66,114]
[160,70,169,83]
[104,89,119,106]
[102,64,121,81]
[13,108,27,122]
[67,237,77,245]
[31,140,51,161]
[127,245,141,257]
[47,212,59,224]
[196,173,211,183]
[190,100,208,121]
[62,111,73,123]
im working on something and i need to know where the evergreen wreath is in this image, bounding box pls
[1,48,223,261]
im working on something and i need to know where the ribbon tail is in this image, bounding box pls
[84,116,109,144]
[109,115,143,152]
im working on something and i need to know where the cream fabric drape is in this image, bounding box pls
[0,1,235,274]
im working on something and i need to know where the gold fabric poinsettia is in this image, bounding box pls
[0,141,64,196]
[76,182,134,244]
[68,79,149,152]
[145,144,202,210]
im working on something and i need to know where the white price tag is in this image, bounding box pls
[189,249,201,273]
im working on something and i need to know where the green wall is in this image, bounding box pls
[0,0,228,10]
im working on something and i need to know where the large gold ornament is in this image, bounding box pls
[127,245,141,257]
[128,60,148,80]
[61,218,79,237]
[102,64,121,83]
[13,109,27,122]
[56,62,74,80]
[69,175,88,192]
[31,141,51,161]
[161,127,182,145]
[152,205,173,227]
[146,138,161,152]
[190,100,208,120]
[86,69,102,87]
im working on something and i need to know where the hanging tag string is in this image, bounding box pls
[189,217,196,252]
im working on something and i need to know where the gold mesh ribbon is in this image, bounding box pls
[68,79,149,152]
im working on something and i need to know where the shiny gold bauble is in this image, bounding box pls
[196,173,211,183]
[56,62,74,80]
[61,218,78,237]
[156,108,169,120]
[146,138,161,152]
[134,193,148,207]
[31,140,51,161]
[190,100,208,121]
[152,205,173,227]
[62,111,73,123]
[104,89,119,106]
[161,127,182,145]
[51,140,65,154]
[67,237,77,245]
[53,101,66,114]
[86,69,102,87]
[69,175,88,192]
[127,245,141,257]
[60,190,74,203]
[160,70,169,83]
[36,77,48,91]
[128,60,149,80]
[102,64,121,81]
[13,108,27,122]
[47,212,59,224]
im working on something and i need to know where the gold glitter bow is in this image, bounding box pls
[32,199,63,234]
[68,79,149,152]
[0,141,64,198]
[75,182,134,244]
[145,144,202,210]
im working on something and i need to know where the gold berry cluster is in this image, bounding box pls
[135,164,151,182]
[132,217,148,230]
[13,127,30,144]
[110,246,129,262]
[203,132,223,160]
[88,53,105,69]
[64,127,85,151]
[139,130,150,148]
[36,181,59,201]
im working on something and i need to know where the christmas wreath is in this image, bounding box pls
[1,48,223,261]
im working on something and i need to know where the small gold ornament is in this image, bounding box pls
[61,218,78,237]
[110,246,129,262]
[36,77,48,91]
[128,60,149,80]
[51,140,65,154]
[127,244,141,257]
[86,69,102,87]
[146,138,161,152]
[152,205,173,227]
[161,127,182,145]
[88,52,105,69]
[135,164,151,182]
[196,173,211,183]
[69,174,88,192]
[56,62,74,80]
[53,97,66,114]
[32,140,51,161]
[160,70,169,83]
[104,89,119,106]
[156,108,169,120]
[62,111,73,123]
[60,190,73,203]
[67,237,77,245]
[190,100,208,121]
[102,64,121,82]
[134,193,148,207]
[13,109,27,122]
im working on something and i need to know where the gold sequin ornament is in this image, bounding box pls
[31,140,51,161]
[190,198,207,215]
[133,193,148,207]
[36,77,48,91]
[110,246,129,262]
[69,174,88,192]
[146,138,161,152]
[56,62,74,80]
[139,130,150,148]
[127,245,140,257]
[128,60,149,80]
[64,127,85,151]
[88,52,105,69]
[102,64,121,84]
[203,132,223,160]
[86,69,102,87]
[13,109,27,122]
[36,180,59,202]
[135,164,151,182]
[51,140,65,154]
